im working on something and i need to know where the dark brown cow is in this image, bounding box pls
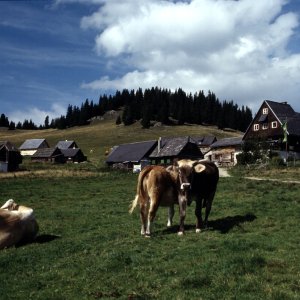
[129,165,191,236]
[0,199,39,249]
[168,159,219,233]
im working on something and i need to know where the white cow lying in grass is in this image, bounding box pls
[0,199,39,249]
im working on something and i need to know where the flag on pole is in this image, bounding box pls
[282,121,288,143]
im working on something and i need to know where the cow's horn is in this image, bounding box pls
[1,199,15,210]
[194,163,206,173]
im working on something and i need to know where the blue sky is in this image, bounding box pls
[1,0,300,125]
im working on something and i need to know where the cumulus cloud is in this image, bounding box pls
[81,0,300,112]
[8,103,66,126]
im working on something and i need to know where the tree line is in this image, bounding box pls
[0,87,252,132]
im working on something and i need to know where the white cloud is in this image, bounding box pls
[81,0,300,113]
[8,103,66,126]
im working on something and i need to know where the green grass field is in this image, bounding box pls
[1,167,299,299]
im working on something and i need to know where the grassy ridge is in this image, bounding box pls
[0,119,242,165]
[0,172,299,299]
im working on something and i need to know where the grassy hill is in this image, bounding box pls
[0,118,242,166]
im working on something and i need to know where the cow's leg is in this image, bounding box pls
[195,198,204,233]
[178,199,187,235]
[146,198,159,237]
[204,192,215,228]
[139,201,148,236]
[167,205,175,228]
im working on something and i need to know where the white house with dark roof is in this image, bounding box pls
[205,137,243,167]
[19,139,49,156]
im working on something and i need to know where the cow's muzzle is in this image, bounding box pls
[180,183,191,191]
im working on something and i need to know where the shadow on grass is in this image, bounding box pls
[34,234,61,244]
[162,213,257,235]
[208,213,257,234]
[16,234,61,248]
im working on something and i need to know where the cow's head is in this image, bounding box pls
[175,159,206,205]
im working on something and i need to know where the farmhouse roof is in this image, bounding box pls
[106,140,157,164]
[31,147,62,158]
[210,137,243,148]
[19,139,49,150]
[191,136,217,146]
[0,141,19,152]
[61,148,83,157]
[265,100,300,136]
[55,140,78,149]
[149,136,198,158]
[265,100,296,121]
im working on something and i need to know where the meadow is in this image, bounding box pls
[0,166,299,299]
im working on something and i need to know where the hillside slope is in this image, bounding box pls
[0,119,243,166]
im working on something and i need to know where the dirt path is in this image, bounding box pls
[244,177,300,184]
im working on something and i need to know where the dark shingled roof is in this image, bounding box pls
[19,139,49,150]
[191,136,217,146]
[149,136,198,158]
[0,141,19,151]
[31,148,62,158]
[210,137,243,148]
[265,100,300,136]
[56,140,78,149]
[61,148,83,157]
[265,100,296,122]
[106,140,157,163]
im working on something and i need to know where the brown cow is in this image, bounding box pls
[129,165,191,236]
[0,199,39,249]
[168,159,219,233]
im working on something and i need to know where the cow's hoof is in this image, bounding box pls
[178,231,184,236]
[196,228,201,233]
[145,234,151,238]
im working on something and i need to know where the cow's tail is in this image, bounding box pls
[129,166,152,214]
[129,194,139,214]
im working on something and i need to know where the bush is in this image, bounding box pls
[270,156,285,167]
[236,152,255,165]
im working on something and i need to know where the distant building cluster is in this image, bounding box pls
[106,100,300,171]
[0,139,87,172]
[1,100,300,173]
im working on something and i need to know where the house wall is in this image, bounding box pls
[21,150,37,156]
[245,103,283,140]
[208,147,241,167]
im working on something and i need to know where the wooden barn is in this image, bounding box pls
[61,148,87,163]
[31,148,65,163]
[205,137,243,167]
[106,140,157,170]
[0,141,22,172]
[149,136,203,165]
[19,139,49,156]
[243,100,300,156]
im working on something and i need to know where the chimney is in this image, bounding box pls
[158,137,162,153]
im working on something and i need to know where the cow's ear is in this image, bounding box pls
[1,199,15,210]
[166,165,174,172]
[194,163,206,173]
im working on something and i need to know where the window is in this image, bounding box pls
[263,108,268,114]
[262,123,268,130]
[271,121,277,128]
[254,124,259,131]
